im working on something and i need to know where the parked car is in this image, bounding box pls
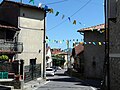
[46,68,55,76]
[57,66,62,70]
[50,66,57,72]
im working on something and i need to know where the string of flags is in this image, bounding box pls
[49,8,81,25]
[46,39,106,46]
[29,0,86,27]
[29,1,105,33]
[44,6,105,33]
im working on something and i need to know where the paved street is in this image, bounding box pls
[36,69,101,90]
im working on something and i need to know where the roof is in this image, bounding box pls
[51,48,62,55]
[74,44,84,55]
[57,52,68,55]
[72,44,84,56]
[0,20,20,31]
[1,0,45,11]
[77,24,105,32]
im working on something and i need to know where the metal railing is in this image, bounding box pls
[0,40,23,53]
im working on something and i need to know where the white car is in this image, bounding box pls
[46,68,55,76]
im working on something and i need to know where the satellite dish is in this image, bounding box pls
[38,3,42,8]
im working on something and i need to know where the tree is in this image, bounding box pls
[52,54,65,66]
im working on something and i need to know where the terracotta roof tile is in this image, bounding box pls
[77,24,105,32]
[74,44,84,55]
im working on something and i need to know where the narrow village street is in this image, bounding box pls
[36,69,101,90]
[0,0,119,90]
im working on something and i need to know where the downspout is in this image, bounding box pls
[43,10,46,79]
[104,0,110,89]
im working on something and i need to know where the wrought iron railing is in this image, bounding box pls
[0,40,23,53]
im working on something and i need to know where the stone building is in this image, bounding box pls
[71,44,84,73]
[77,24,105,79]
[106,0,120,90]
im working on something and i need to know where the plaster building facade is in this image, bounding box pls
[0,0,46,82]
[78,24,105,79]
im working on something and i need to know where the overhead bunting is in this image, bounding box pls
[28,1,105,33]
[46,39,106,46]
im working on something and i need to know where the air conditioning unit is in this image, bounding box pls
[108,0,117,19]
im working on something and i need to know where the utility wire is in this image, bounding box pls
[45,0,69,5]
[47,0,92,31]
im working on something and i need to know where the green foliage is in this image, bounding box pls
[52,54,65,66]
[0,55,9,60]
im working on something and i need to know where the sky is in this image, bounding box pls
[0,0,105,50]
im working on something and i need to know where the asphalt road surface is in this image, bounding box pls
[36,69,101,90]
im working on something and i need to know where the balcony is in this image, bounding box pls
[0,41,23,54]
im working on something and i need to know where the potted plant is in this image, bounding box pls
[0,55,9,62]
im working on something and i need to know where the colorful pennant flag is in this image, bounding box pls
[102,30,105,33]
[99,42,102,45]
[68,17,71,22]
[29,0,34,4]
[62,15,65,19]
[79,22,82,24]
[73,20,76,25]
[89,42,92,44]
[84,42,87,44]
[76,39,78,42]
[103,42,106,45]
[44,5,48,11]
[49,8,54,13]
[66,40,69,45]
[55,11,59,16]
[80,42,84,44]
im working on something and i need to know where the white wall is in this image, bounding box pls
[16,7,45,66]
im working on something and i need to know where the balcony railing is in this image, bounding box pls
[0,41,23,53]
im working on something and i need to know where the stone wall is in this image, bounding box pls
[109,57,120,90]
[84,31,105,79]
[109,0,120,90]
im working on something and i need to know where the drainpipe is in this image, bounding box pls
[42,10,46,79]
[104,0,110,90]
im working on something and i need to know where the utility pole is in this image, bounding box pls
[42,11,46,79]
[67,40,69,70]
